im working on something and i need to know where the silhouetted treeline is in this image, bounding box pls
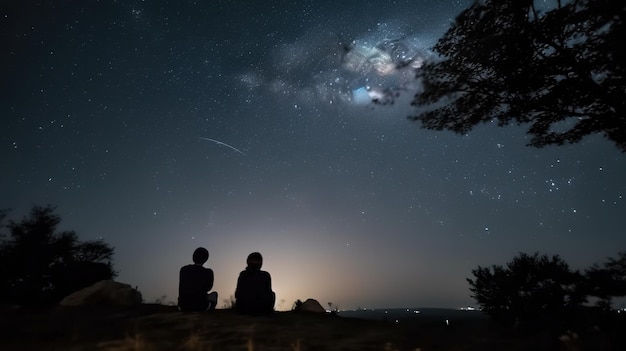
[0,205,117,308]
[467,251,626,332]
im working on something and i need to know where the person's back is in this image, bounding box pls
[178,247,218,312]
[235,252,275,315]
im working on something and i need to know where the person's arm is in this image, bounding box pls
[207,268,214,291]
[235,274,242,299]
[178,267,184,296]
[265,272,273,292]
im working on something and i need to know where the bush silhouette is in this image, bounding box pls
[0,205,117,307]
[584,251,626,308]
[467,252,584,328]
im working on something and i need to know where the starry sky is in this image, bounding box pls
[2,0,625,310]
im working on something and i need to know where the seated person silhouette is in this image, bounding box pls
[235,252,276,315]
[178,247,218,312]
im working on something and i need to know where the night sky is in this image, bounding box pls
[2,0,625,310]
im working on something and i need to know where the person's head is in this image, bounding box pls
[192,247,209,265]
[246,252,263,270]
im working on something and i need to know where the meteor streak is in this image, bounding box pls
[198,137,247,156]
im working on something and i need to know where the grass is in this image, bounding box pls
[1,304,624,350]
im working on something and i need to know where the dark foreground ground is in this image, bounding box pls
[1,304,624,350]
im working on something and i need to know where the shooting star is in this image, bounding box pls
[198,137,247,156]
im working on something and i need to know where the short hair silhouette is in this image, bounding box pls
[192,247,209,264]
[246,252,263,269]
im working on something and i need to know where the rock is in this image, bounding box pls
[59,280,142,307]
[296,298,326,313]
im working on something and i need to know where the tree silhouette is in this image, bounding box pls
[467,252,584,327]
[584,251,626,308]
[407,0,626,151]
[0,205,117,307]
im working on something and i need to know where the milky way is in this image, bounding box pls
[238,21,432,108]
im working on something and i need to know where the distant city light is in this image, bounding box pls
[459,306,477,311]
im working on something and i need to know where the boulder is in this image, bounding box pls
[296,298,326,313]
[59,280,142,307]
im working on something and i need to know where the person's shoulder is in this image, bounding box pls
[195,265,212,273]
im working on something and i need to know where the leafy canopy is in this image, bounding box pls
[410,0,626,151]
[0,205,117,307]
[584,251,626,307]
[467,252,584,326]
[468,250,626,328]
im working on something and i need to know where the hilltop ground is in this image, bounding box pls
[0,304,623,350]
